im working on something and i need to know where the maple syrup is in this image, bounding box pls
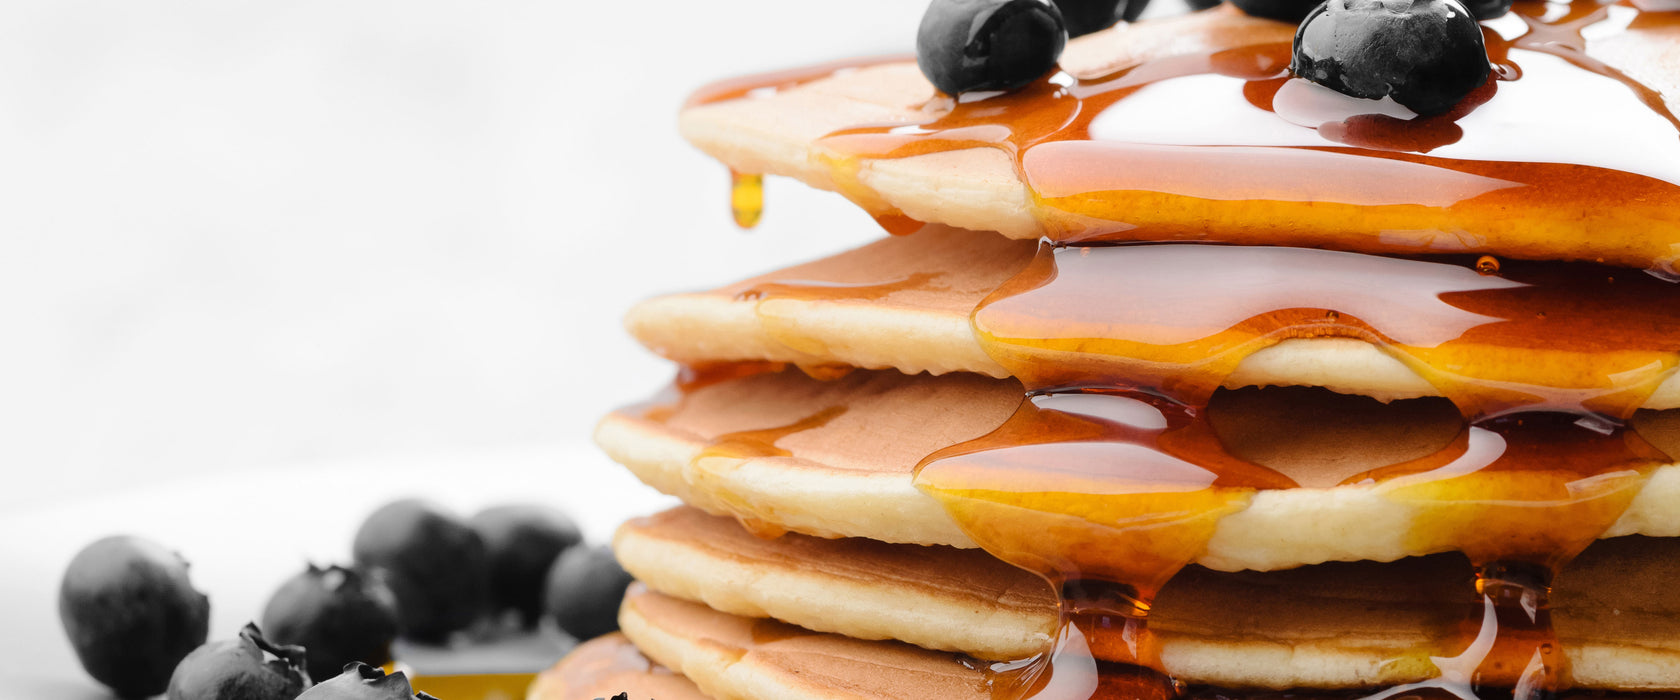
[730,170,764,229]
[800,2,1680,271]
[903,237,1677,699]
[664,3,1680,698]
[407,673,536,700]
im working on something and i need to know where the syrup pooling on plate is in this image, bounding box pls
[807,1,1680,270]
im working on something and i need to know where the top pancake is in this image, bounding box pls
[679,4,1680,270]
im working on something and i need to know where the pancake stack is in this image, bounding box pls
[533,3,1680,699]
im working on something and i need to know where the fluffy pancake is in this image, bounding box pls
[615,556,1680,693]
[619,585,994,700]
[529,633,708,700]
[626,226,1680,410]
[596,367,1680,571]
[678,5,1680,269]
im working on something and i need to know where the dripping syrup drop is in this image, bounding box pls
[730,170,764,229]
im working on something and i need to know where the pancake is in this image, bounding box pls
[615,507,1680,689]
[596,366,1680,571]
[678,4,1680,270]
[626,226,1680,410]
[615,569,1680,693]
[529,633,709,700]
[618,584,993,700]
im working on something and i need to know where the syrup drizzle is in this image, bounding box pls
[910,242,1678,700]
[642,388,848,538]
[802,1,1680,271]
[670,3,1680,697]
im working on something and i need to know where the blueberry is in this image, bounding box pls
[1051,0,1151,36]
[543,546,634,641]
[262,564,400,682]
[1459,0,1511,19]
[469,505,583,628]
[59,535,211,698]
[1228,0,1325,23]
[1291,0,1490,116]
[167,623,310,700]
[917,0,1068,96]
[295,663,437,700]
[351,500,489,643]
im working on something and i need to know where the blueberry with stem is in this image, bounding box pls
[296,663,437,700]
[59,535,211,698]
[167,623,310,700]
[263,564,401,682]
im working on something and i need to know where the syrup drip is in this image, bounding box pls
[730,170,764,229]
[913,243,1678,700]
[803,1,1680,270]
[916,390,1295,696]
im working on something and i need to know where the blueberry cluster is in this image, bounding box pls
[59,500,634,700]
[914,0,1495,116]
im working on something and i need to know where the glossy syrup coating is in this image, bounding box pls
[1290,0,1491,115]
[166,623,310,700]
[790,1,1680,270]
[351,499,489,643]
[261,564,400,683]
[917,0,1069,95]
[58,535,211,698]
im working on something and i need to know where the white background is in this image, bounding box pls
[0,0,922,693]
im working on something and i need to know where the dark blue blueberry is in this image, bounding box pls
[351,499,489,643]
[543,546,634,641]
[262,564,401,682]
[295,663,437,700]
[1051,0,1152,36]
[1460,0,1511,19]
[1228,0,1326,23]
[469,505,583,628]
[59,535,211,698]
[167,623,310,700]
[1291,0,1490,116]
[917,0,1068,95]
